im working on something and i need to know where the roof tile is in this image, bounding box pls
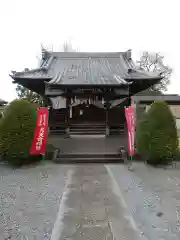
[11,51,161,85]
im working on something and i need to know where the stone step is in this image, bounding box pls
[70,125,106,129]
[70,123,106,126]
[50,130,125,136]
[69,129,106,134]
[69,132,106,135]
[50,127,66,131]
[50,129,66,135]
[109,128,125,131]
[109,129,126,135]
[69,124,106,135]
[54,158,123,163]
[69,133,106,136]
[54,152,123,164]
[110,133,125,136]
[49,123,66,128]
[59,152,121,157]
[69,134,106,138]
[70,127,106,130]
[70,126,106,130]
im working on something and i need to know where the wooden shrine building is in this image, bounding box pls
[11,50,162,137]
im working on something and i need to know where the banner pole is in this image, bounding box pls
[128,155,134,171]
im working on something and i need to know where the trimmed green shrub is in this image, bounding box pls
[0,99,40,166]
[136,101,178,165]
[135,114,149,157]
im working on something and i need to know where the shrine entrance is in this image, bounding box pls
[71,103,106,124]
[11,50,162,162]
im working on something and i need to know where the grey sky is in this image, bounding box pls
[0,0,179,101]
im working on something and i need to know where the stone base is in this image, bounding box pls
[66,127,70,134]
[106,126,109,136]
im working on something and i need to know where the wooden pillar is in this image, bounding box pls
[66,89,70,134]
[105,89,109,136]
[105,100,108,124]
[42,95,51,119]
[42,96,51,135]
[42,95,48,107]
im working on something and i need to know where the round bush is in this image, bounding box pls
[0,99,40,165]
[135,115,150,157]
[136,101,178,165]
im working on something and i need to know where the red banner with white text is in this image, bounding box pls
[30,108,49,155]
[125,106,135,156]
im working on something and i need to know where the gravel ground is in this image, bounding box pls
[108,162,180,240]
[132,162,180,236]
[0,161,72,240]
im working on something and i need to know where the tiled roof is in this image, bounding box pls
[132,88,180,101]
[0,98,7,105]
[11,68,51,79]
[133,88,163,96]
[11,51,161,85]
[132,92,180,102]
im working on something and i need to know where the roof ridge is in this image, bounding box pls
[11,67,47,77]
[49,51,126,54]
[0,98,7,102]
[48,51,130,59]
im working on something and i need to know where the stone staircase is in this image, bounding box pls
[69,123,106,136]
[49,122,126,137]
[109,124,126,136]
[51,137,127,164]
[49,123,66,135]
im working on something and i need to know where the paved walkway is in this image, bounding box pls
[51,165,141,240]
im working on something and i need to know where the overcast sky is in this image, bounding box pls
[0,0,179,101]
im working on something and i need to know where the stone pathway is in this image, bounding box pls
[51,165,142,240]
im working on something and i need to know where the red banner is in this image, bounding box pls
[125,106,135,156]
[30,108,49,155]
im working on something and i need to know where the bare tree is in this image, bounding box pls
[136,52,172,91]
